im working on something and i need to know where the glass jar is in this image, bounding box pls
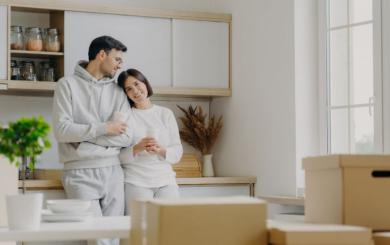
[10,26,24,50]
[45,28,60,52]
[46,67,55,82]
[26,27,43,51]
[21,61,36,81]
[10,60,21,80]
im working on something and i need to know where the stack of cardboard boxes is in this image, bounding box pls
[302,155,390,245]
[132,154,390,245]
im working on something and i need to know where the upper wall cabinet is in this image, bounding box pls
[172,19,229,89]
[0,1,231,97]
[0,5,7,80]
[64,11,172,87]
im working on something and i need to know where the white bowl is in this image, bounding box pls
[46,199,91,214]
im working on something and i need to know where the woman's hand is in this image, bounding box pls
[133,137,157,155]
[106,121,127,136]
[146,144,166,158]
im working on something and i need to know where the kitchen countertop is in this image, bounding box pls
[19,170,257,190]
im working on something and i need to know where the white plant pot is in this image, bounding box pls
[6,193,43,230]
[202,154,215,177]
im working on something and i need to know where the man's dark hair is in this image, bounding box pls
[88,36,127,61]
[117,68,154,108]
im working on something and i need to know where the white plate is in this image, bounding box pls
[46,199,91,214]
[42,209,93,222]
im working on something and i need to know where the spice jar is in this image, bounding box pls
[26,27,43,51]
[44,28,60,52]
[10,26,24,50]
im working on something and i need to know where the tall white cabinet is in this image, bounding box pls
[64,11,172,87]
[0,5,7,80]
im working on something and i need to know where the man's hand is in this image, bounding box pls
[106,121,127,136]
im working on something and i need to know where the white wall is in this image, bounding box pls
[210,0,297,196]
[294,0,320,190]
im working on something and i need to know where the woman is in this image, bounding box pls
[117,68,183,215]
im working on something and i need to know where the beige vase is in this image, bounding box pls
[202,154,215,177]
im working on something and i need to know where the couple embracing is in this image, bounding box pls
[52,36,183,245]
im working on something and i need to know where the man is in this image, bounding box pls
[52,36,130,245]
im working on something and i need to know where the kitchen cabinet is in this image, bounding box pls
[0,1,231,97]
[64,11,172,88]
[0,5,7,80]
[8,7,64,82]
[172,19,229,89]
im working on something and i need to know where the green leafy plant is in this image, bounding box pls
[0,116,51,170]
[177,105,223,155]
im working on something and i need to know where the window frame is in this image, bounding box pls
[318,0,383,154]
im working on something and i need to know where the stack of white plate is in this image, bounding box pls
[42,199,93,222]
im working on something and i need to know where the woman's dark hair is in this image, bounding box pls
[88,35,127,61]
[117,69,154,107]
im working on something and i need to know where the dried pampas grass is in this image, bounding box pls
[177,105,223,154]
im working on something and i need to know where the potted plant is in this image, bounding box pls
[0,116,50,230]
[177,105,223,177]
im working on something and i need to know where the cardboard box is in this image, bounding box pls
[131,196,267,245]
[303,155,390,230]
[373,232,390,245]
[268,220,373,245]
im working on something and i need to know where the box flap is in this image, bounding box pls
[302,155,342,170]
[268,220,371,245]
[373,232,390,245]
[303,155,390,170]
[339,155,390,168]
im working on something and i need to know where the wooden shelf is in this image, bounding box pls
[10,50,64,58]
[154,87,231,97]
[0,80,231,97]
[0,80,56,91]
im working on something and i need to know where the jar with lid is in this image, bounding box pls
[10,26,24,50]
[39,61,56,81]
[26,27,43,51]
[10,60,21,80]
[44,28,60,52]
[21,61,36,81]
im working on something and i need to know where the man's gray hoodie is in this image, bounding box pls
[52,61,132,170]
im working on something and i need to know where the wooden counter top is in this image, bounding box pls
[18,169,256,190]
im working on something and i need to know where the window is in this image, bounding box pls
[322,0,382,153]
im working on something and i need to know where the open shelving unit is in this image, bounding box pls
[6,5,64,92]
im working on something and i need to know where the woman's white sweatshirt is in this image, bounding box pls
[119,105,183,188]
